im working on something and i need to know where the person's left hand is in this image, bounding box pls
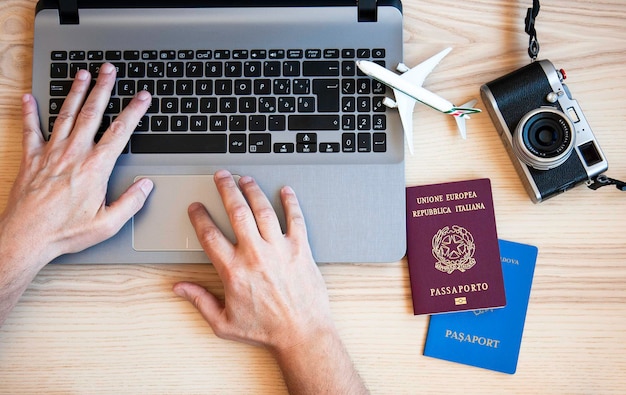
[0,63,153,266]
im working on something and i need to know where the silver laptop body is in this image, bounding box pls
[32,0,406,263]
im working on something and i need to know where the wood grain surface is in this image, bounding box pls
[0,0,625,393]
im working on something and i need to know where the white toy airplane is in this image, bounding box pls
[356,48,480,154]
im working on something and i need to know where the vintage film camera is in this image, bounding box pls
[480,60,608,202]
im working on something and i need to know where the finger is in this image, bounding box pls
[238,176,283,241]
[213,170,263,242]
[94,90,151,169]
[97,177,154,240]
[68,63,117,145]
[21,94,45,157]
[188,202,236,268]
[172,282,228,335]
[49,68,92,142]
[280,186,309,244]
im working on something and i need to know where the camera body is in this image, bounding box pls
[481,60,608,203]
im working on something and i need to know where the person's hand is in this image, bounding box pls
[173,170,333,352]
[1,62,153,324]
[1,62,153,268]
[173,171,369,394]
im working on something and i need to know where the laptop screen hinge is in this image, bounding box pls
[358,0,377,22]
[58,0,79,24]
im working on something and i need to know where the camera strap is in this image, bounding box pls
[587,175,626,192]
[525,0,541,60]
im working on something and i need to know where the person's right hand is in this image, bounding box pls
[173,170,369,394]
[173,170,334,352]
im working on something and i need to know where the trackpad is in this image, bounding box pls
[132,175,238,251]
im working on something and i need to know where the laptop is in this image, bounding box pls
[32,0,407,263]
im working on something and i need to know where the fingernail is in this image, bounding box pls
[100,63,114,75]
[172,283,186,298]
[136,90,151,101]
[214,169,231,179]
[22,94,31,103]
[138,178,154,196]
[239,175,254,185]
[75,69,89,81]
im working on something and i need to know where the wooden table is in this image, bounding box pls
[1,0,625,393]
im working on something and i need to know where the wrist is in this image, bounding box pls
[270,323,369,395]
[0,213,52,273]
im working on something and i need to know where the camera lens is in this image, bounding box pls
[512,108,575,170]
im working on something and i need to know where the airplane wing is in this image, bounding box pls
[392,89,418,155]
[397,47,452,87]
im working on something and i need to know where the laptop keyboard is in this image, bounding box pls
[48,48,389,155]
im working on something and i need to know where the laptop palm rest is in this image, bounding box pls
[132,175,238,251]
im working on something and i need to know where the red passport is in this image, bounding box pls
[406,178,506,315]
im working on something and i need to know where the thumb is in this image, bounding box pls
[104,177,154,237]
[173,282,224,328]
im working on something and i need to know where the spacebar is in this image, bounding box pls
[131,134,227,153]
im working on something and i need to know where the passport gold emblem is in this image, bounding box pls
[432,225,476,274]
[454,297,468,305]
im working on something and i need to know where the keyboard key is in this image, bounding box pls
[303,61,340,76]
[320,142,340,152]
[178,50,195,60]
[357,132,371,152]
[69,63,87,78]
[166,62,184,77]
[296,133,317,143]
[313,79,339,112]
[159,50,176,60]
[249,133,271,153]
[323,49,340,58]
[51,51,67,60]
[186,62,203,77]
[195,50,212,60]
[229,134,247,153]
[214,50,230,59]
[131,134,227,153]
[50,81,72,96]
[225,61,242,77]
[87,51,104,60]
[263,61,281,77]
[190,115,208,131]
[305,49,321,59]
[274,142,295,153]
[250,49,266,59]
[49,98,64,114]
[268,49,285,59]
[128,62,146,77]
[171,116,188,131]
[287,49,303,59]
[288,115,339,131]
[297,143,317,153]
[205,62,222,77]
[232,50,249,59]
[50,63,68,78]
[142,50,158,60]
[105,50,122,60]
[373,132,387,152]
[69,51,85,60]
[372,48,386,58]
[147,62,165,77]
[124,50,140,60]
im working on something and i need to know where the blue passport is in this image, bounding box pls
[423,239,538,374]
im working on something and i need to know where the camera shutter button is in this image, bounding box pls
[546,92,559,103]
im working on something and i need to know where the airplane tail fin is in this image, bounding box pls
[450,100,480,139]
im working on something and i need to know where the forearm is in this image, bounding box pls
[272,326,369,395]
